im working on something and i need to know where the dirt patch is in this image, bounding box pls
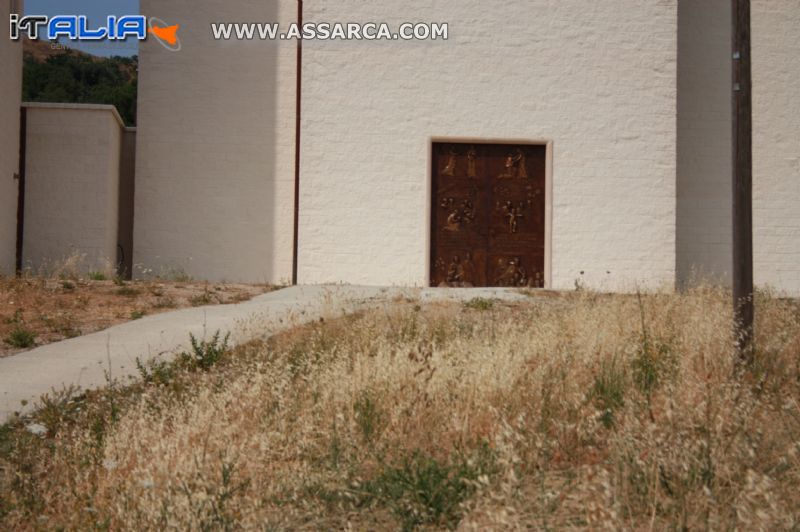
[0,276,277,357]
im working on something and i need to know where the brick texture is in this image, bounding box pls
[752,0,800,295]
[298,0,678,290]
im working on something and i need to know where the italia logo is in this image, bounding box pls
[9,14,181,51]
[147,17,181,51]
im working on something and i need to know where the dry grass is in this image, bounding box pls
[1,286,799,529]
[0,274,275,357]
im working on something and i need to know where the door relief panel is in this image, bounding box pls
[431,142,545,287]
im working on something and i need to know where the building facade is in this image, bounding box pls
[297,0,677,290]
[3,1,797,294]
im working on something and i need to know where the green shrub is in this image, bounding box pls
[35,385,82,437]
[136,356,177,385]
[353,390,386,444]
[4,327,36,348]
[632,337,676,397]
[87,271,107,281]
[181,331,230,370]
[136,331,230,386]
[463,297,494,311]
[363,447,495,530]
[591,357,626,428]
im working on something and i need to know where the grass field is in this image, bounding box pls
[1,287,798,529]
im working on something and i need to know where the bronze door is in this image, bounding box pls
[430,142,545,288]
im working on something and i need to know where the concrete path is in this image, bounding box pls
[0,285,531,423]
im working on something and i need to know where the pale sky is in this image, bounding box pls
[25,0,140,57]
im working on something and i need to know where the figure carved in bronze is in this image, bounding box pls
[442,253,475,287]
[516,148,528,178]
[466,146,477,179]
[494,257,529,286]
[442,197,476,232]
[444,210,461,232]
[442,149,457,177]
[460,199,476,224]
[498,148,528,179]
[500,200,524,234]
[446,255,462,284]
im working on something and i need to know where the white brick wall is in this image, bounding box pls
[134,1,797,292]
[134,0,297,283]
[752,0,800,295]
[0,0,22,275]
[298,0,677,290]
[22,104,122,273]
[676,0,733,286]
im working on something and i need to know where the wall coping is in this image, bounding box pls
[21,102,127,129]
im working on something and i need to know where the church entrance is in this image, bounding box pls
[430,141,546,288]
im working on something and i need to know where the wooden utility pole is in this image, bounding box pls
[732,0,754,362]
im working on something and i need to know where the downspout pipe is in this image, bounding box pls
[291,0,303,285]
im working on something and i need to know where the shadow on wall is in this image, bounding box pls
[133,0,287,282]
[676,0,733,289]
[118,128,136,278]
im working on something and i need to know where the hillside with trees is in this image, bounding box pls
[22,39,137,126]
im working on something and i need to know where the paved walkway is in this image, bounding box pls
[0,285,530,423]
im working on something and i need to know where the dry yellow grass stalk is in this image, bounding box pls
[1,286,798,529]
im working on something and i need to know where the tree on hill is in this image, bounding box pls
[23,52,138,126]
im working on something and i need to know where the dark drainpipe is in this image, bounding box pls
[291,0,303,285]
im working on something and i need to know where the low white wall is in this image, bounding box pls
[298,0,678,290]
[0,0,23,275]
[22,104,123,274]
[133,0,297,283]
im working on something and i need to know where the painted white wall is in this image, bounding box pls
[0,0,22,275]
[134,0,297,283]
[298,1,677,290]
[22,104,122,274]
[676,0,732,286]
[752,0,800,295]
